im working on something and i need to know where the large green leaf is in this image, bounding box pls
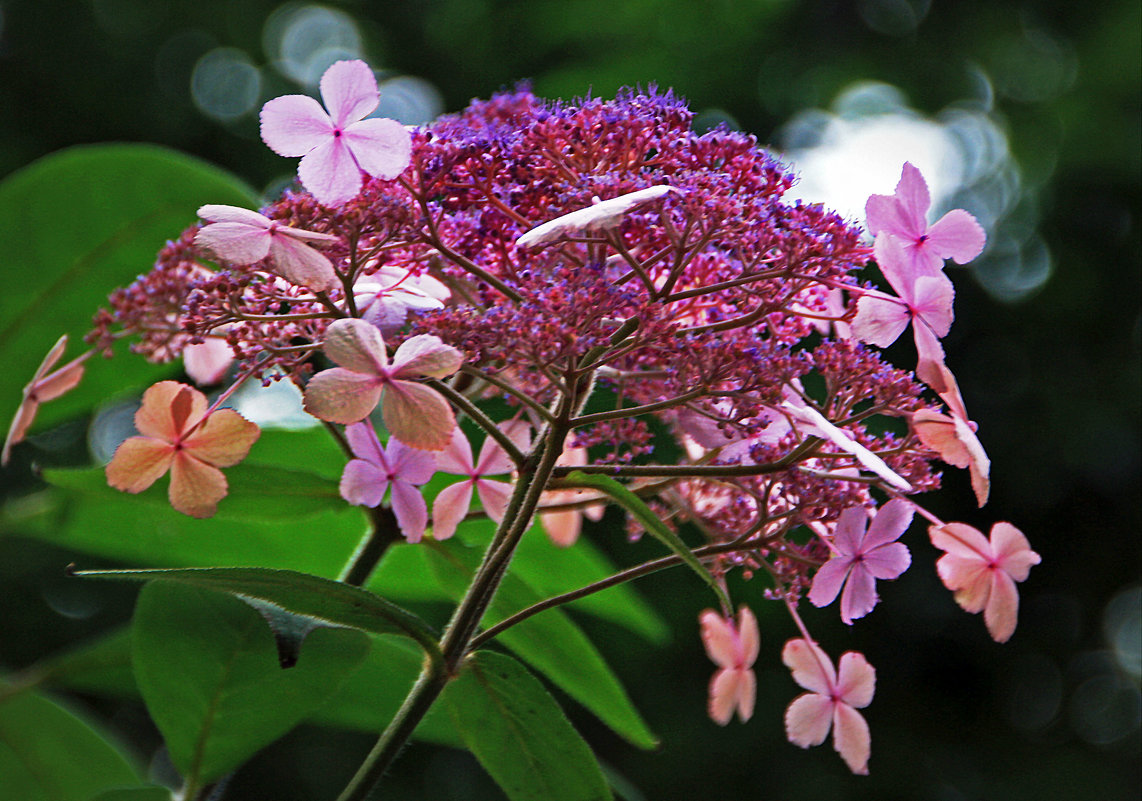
[78,566,441,659]
[0,144,257,433]
[0,687,141,801]
[426,539,658,749]
[443,650,612,801]
[42,463,344,521]
[0,628,135,702]
[1,488,364,577]
[132,582,368,789]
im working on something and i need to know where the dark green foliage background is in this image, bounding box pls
[1,1,1138,799]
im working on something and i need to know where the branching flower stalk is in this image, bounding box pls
[3,58,1042,796]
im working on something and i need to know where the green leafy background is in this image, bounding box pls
[0,1,1138,800]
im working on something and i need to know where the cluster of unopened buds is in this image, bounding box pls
[5,59,1040,774]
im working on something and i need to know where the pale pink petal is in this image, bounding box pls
[938,556,991,613]
[542,508,582,547]
[319,60,379,127]
[298,136,364,207]
[431,480,474,540]
[738,606,760,666]
[912,322,948,369]
[381,380,456,451]
[197,205,272,227]
[785,693,834,748]
[169,452,228,518]
[476,420,531,475]
[808,557,851,609]
[832,703,871,775]
[864,192,910,240]
[736,667,756,722]
[700,610,737,669]
[983,569,1020,643]
[839,564,878,624]
[260,94,333,157]
[387,438,438,484]
[390,479,428,542]
[709,669,744,726]
[303,368,384,424]
[784,401,911,491]
[872,232,916,298]
[836,652,876,708]
[894,162,930,237]
[105,437,175,493]
[851,293,910,348]
[2,402,34,465]
[991,523,1040,581]
[340,457,390,508]
[782,638,835,694]
[323,318,389,375]
[863,498,914,550]
[929,522,992,561]
[267,235,338,291]
[345,420,387,466]
[516,186,678,249]
[389,334,464,379]
[474,478,514,522]
[435,426,475,475]
[182,408,260,467]
[343,117,412,180]
[911,275,955,338]
[183,337,234,386]
[195,222,271,265]
[832,506,869,554]
[926,209,986,264]
[953,413,990,506]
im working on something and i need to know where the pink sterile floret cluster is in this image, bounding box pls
[4,59,1040,776]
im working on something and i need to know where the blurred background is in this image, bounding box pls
[0,0,1138,799]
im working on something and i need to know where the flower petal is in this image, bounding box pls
[267,235,338,291]
[785,693,834,748]
[135,381,205,441]
[839,563,878,624]
[435,426,475,475]
[303,368,384,424]
[169,452,229,518]
[474,478,514,523]
[862,541,911,580]
[700,609,737,669]
[323,318,389,375]
[476,419,531,475]
[340,457,389,508]
[431,480,474,541]
[516,186,677,249]
[782,638,836,694]
[298,136,364,207]
[991,522,1040,581]
[851,293,910,348]
[832,703,871,775]
[808,557,851,609]
[105,437,174,493]
[182,408,260,467]
[319,60,379,128]
[195,222,272,265]
[836,651,876,708]
[390,479,428,542]
[344,117,412,180]
[387,437,438,484]
[982,569,1020,643]
[863,498,914,550]
[260,94,333,157]
[381,380,456,451]
[709,668,750,726]
[389,334,463,379]
[926,209,986,264]
[183,337,234,386]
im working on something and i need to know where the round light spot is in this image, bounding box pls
[191,47,263,122]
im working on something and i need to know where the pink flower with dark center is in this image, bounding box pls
[699,606,759,725]
[929,522,1040,642]
[865,162,986,278]
[195,205,340,291]
[2,335,88,466]
[808,499,913,624]
[340,421,437,542]
[105,381,260,518]
[431,421,530,540]
[852,233,954,366]
[302,318,462,450]
[783,638,876,775]
[260,59,412,207]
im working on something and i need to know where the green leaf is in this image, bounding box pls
[89,789,172,801]
[444,651,612,801]
[75,566,441,658]
[426,539,657,749]
[0,628,135,702]
[2,487,364,577]
[131,582,368,788]
[0,144,257,433]
[0,687,140,801]
[42,463,344,521]
[562,471,730,608]
[310,634,462,747]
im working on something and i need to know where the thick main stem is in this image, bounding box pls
[335,414,572,801]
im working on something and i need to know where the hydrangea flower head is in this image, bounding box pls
[260,59,412,206]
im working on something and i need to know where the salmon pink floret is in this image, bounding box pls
[699,606,759,725]
[105,381,260,518]
[2,335,88,466]
[782,638,876,775]
[928,522,1040,642]
[431,421,530,540]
